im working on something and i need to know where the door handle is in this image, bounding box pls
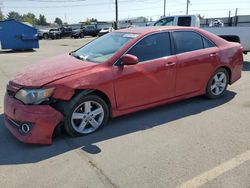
[210,53,218,57]
[165,62,176,67]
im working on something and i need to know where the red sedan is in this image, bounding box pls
[4,27,243,144]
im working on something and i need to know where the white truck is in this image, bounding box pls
[154,15,249,54]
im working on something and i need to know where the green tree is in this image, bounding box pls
[0,9,4,21]
[54,17,63,26]
[22,13,37,25]
[85,18,98,25]
[37,14,48,26]
[7,11,22,21]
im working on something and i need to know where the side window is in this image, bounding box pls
[177,16,192,26]
[87,26,94,29]
[127,32,171,62]
[173,31,204,54]
[203,37,215,48]
[154,17,174,26]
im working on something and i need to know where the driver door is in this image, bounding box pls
[113,32,177,110]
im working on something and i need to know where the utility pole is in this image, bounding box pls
[115,0,118,30]
[234,8,238,26]
[163,0,166,16]
[228,10,231,26]
[186,0,190,15]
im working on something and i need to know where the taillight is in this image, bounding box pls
[240,46,244,53]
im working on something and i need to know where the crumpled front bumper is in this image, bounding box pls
[3,94,63,144]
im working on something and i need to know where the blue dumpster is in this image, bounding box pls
[0,19,39,50]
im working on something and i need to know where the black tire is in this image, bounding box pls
[206,68,229,99]
[62,93,109,137]
[43,33,49,40]
[80,33,84,38]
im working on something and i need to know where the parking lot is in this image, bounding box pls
[0,38,250,188]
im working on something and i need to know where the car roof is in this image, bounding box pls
[115,26,228,47]
[115,26,200,35]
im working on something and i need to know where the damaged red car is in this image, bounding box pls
[4,27,243,144]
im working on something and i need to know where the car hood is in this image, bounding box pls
[11,54,97,87]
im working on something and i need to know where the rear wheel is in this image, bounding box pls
[206,68,229,99]
[80,32,84,38]
[63,94,109,137]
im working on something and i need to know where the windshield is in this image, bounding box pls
[72,32,138,63]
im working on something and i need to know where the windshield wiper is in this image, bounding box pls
[70,52,86,61]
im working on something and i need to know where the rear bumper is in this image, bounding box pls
[3,94,63,144]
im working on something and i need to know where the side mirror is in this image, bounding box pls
[120,54,139,65]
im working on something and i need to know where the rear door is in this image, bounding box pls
[113,32,177,110]
[172,31,219,96]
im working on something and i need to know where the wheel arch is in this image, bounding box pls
[219,66,232,84]
[74,89,113,117]
[52,88,113,136]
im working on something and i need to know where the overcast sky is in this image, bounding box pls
[0,0,250,24]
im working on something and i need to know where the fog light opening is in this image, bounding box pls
[21,124,30,134]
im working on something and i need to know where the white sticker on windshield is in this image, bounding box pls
[123,34,139,38]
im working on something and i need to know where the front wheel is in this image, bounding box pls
[64,94,109,137]
[206,68,229,99]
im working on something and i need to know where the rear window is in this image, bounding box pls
[203,37,215,48]
[173,31,204,54]
[177,17,192,26]
[154,17,174,26]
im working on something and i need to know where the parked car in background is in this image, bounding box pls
[3,26,243,144]
[98,27,114,36]
[71,28,85,38]
[60,27,73,38]
[37,29,49,39]
[72,25,101,38]
[48,28,61,39]
[209,19,224,27]
[84,25,101,37]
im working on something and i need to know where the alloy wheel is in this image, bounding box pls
[210,72,227,96]
[71,101,104,134]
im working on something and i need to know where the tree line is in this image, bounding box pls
[0,10,64,26]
